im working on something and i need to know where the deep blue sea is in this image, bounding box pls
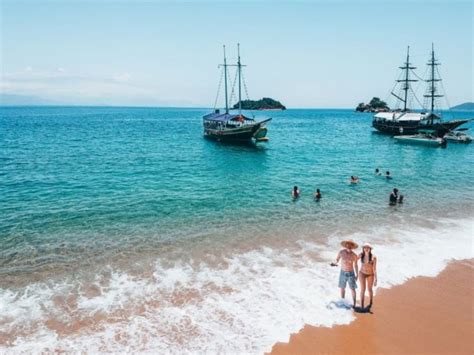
[1,106,473,352]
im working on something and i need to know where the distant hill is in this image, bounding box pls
[451,102,474,111]
[233,97,286,110]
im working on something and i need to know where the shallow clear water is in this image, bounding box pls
[1,106,473,352]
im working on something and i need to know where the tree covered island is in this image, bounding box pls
[233,97,286,110]
[356,97,390,112]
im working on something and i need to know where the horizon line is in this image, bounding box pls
[1,103,470,111]
[0,104,358,110]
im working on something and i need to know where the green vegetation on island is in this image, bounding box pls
[356,97,390,112]
[451,102,474,111]
[233,97,286,110]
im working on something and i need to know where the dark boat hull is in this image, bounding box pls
[203,117,271,143]
[372,119,469,137]
[204,124,261,142]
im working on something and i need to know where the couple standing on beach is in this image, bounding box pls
[330,240,377,309]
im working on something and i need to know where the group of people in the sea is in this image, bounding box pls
[330,239,377,310]
[291,168,404,205]
[290,168,409,312]
[374,168,393,180]
[291,186,322,201]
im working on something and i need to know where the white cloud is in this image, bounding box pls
[113,72,131,83]
[0,67,180,106]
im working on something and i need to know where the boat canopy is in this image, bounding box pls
[374,112,427,122]
[203,112,254,122]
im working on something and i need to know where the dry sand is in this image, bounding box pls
[271,259,473,355]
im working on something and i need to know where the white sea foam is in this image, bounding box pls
[1,217,472,353]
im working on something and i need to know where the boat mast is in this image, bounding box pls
[424,43,442,114]
[223,45,229,114]
[237,43,242,115]
[395,46,417,112]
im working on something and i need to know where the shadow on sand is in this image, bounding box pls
[354,305,373,314]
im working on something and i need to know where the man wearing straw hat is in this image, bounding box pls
[331,240,359,308]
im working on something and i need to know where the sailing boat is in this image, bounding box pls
[372,45,470,136]
[203,44,271,143]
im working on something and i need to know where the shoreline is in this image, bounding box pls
[270,259,474,355]
[2,218,473,352]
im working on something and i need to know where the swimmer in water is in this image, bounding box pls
[386,171,392,180]
[375,168,382,176]
[350,176,360,184]
[314,188,321,201]
[292,186,300,199]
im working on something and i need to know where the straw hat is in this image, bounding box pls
[362,242,373,250]
[341,240,358,249]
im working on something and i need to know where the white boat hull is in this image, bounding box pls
[394,135,446,147]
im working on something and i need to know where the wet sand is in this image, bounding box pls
[271,259,473,355]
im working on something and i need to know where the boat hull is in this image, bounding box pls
[203,116,271,143]
[372,119,469,137]
[204,124,263,143]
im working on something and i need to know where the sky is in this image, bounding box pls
[1,0,472,108]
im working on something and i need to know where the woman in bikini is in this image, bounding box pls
[358,242,377,309]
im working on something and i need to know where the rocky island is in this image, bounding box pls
[233,97,286,110]
[356,97,390,112]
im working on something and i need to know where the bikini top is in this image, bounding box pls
[360,254,374,264]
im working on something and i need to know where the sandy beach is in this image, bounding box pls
[271,259,474,355]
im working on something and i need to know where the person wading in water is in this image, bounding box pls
[331,240,359,308]
[314,188,321,201]
[389,188,399,205]
[358,242,377,309]
[292,186,300,200]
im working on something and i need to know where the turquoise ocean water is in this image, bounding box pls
[1,106,473,352]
